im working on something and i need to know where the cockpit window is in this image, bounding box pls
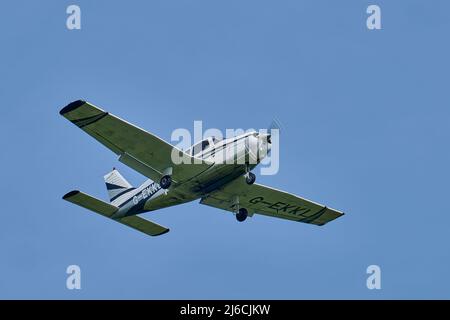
[211,136,222,143]
[191,139,210,156]
[202,140,210,150]
[191,143,201,156]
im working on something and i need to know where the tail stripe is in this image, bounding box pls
[104,169,134,203]
[106,183,128,190]
[110,187,136,202]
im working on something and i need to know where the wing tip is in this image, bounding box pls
[154,228,170,236]
[316,210,345,226]
[60,100,86,116]
[62,190,80,200]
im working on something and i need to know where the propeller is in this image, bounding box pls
[252,118,282,161]
[265,118,282,144]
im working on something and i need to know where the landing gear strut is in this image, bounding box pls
[236,208,248,222]
[159,175,172,189]
[245,172,256,185]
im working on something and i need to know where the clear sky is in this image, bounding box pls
[1,0,449,299]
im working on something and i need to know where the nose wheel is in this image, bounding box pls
[236,208,248,222]
[245,172,256,185]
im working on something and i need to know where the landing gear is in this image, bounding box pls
[245,172,256,185]
[233,195,248,222]
[244,163,256,185]
[236,208,248,222]
[159,175,172,189]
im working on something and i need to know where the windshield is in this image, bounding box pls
[191,139,210,156]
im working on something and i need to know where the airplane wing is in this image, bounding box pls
[200,177,344,226]
[59,100,212,184]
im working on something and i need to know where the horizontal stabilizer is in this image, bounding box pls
[119,216,169,237]
[62,190,169,236]
[63,190,118,217]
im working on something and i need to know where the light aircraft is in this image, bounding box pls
[60,100,344,236]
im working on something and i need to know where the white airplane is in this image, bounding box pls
[60,100,344,236]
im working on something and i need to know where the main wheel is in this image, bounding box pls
[236,208,248,222]
[245,172,256,185]
[160,175,172,189]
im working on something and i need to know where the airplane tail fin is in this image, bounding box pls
[104,169,136,204]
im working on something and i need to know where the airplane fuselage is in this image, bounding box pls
[112,132,264,218]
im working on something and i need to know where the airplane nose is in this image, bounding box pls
[258,133,271,144]
[257,134,271,159]
[246,133,272,164]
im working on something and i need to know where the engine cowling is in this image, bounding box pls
[246,133,271,164]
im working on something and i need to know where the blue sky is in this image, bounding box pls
[1,0,449,299]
